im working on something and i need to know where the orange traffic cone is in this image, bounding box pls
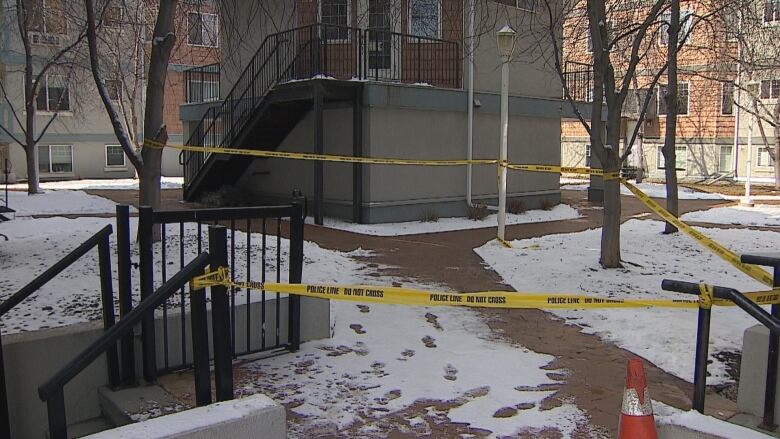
[618,358,658,439]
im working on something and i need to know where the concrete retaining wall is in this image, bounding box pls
[83,394,285,439]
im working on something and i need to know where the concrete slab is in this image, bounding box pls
[98,384,185,426]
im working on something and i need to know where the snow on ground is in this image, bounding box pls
[560,177,589,185]
[476,219,780,384]
[237,288,590,438]
[0,216,360,332]
[0,215,595,437]
[654,401,772,438]
[7,177,183,191]
[681,204,780,227]
[312,204,581,236]
[565,182,726,200]
[6,190,128,216]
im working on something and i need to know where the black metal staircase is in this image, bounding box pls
[182,23,460,201]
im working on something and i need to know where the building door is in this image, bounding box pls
[360,0,399,80]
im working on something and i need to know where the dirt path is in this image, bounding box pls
[91,188,739,435]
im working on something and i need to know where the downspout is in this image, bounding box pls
[466,0,476,206]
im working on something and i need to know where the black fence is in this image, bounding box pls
[563,60,593,103]
[0,225,117,438]
[136,203,304,381]
[182,22,460,191]
[663,253,780,432]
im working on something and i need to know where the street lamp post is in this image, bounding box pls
[743,105,755,207]
[496,25,516,243]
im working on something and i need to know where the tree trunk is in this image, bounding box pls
[600,123,623,268]
[774,101,780,189]
[21,1,40,195]
[663,0,680,234]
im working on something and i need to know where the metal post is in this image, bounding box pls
[0,332,10,439]
[190,268,212,407]
[692,304,712,413]
[288,203,304,351]
[417,37,421,83]
[46,388,67,439]
[743,108,754,206]
[497,56,509,242]
[314,83,324,225]
[209,226,233,402]
[116,205,135,385]
[138,206,157,382]
[762,265,780,431]
[352,86,363,223]
[98,234,120,388]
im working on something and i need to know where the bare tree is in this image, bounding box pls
[0,0,87,194]
[662,0,681,233]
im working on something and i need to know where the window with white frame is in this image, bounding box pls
[24,0,67,34]
[187,79,219,103]
[585,144,592,167]
[657,145,687,170]
[492,0,537,11]
[719,145,733,172]
[103,5,123,28]
[320,0,349,41]
[721,81,735,115]
[35,74,70,112]
[38,145,73,173]
[723,9,739,41]
[658,82,689,116]
[187,12,218,47]
[105,145,126,168]
[659,10,693,46]
[760,79,780,99]
[765,0,780,23]
[105,79,122,102]
[758,147,775,167]
[410,0,441,39]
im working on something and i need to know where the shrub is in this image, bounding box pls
[466,203,489,221]
[540,198,556,211]
[419,209,440,223]
[507,200,527,215]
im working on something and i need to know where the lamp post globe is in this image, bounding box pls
[496,25,517,60]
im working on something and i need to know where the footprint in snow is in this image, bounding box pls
[443,364,458,381]
[357,304,370,313]
[349,324,366,334]
[421,336,437,348]
[397,349,415,361]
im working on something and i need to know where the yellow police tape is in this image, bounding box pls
[143,139,618,179]
[191,267,780,309]
[145,138,772,288]
[621,179,774,287]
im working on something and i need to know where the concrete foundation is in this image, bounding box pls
[83,394,285,439]
[738,325,780,423]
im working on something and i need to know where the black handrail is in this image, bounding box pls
[0,225,112,317]
[0,225,117,438]
[38,252,211,439]
[662,277,780,421]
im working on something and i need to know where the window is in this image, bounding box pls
[187,80,219,103]
[24,0,66,34]
[105,145,126,168]
[723,10,739,41]
[187,12,218,47]
[658,82,689,116]
[657,145,687,170]
[492,0,537,11]
[585,144,592,167]
[761,80,780,99]
[38,145,72,173]
[719,145,733,172]
[659,10,693,46]
[758,148,775,167]
[35,74,70,112]
[410,0,441,38]
[765,0,780,23]
[320,0,349,41]
[105,79,122,102]
[721,81,735,115]
[103,5,123,28]
[586,32,592,52]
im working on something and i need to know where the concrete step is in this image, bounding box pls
[67,416,114,438]
[98,384,185,427]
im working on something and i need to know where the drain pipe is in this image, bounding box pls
[466,0,476,207]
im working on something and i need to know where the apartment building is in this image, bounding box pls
[561,0,778,184]
[0,0,217,183]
